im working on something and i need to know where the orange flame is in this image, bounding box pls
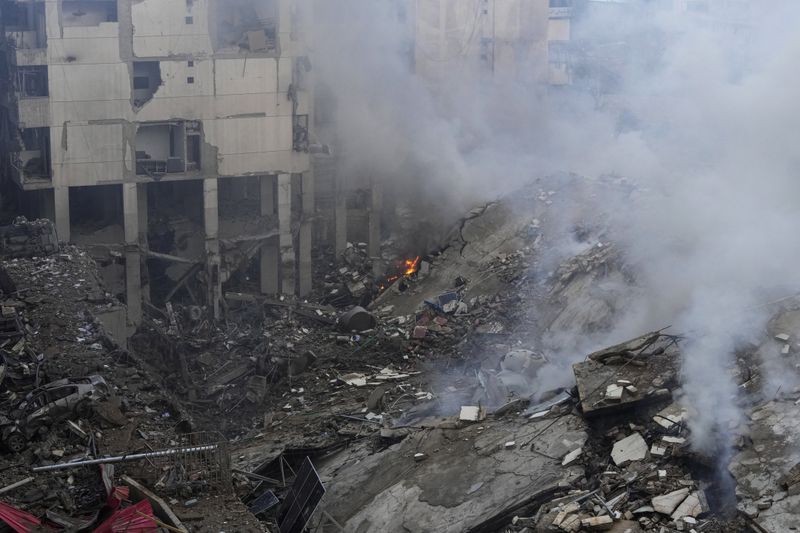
[403,256,421,276]
[378,256,421,291]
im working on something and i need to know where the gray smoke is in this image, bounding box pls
[311,0,800,453]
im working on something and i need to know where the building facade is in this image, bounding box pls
[413,0,574,86]
[1,0,314,326]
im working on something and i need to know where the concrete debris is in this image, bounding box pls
[562,447,583,466]
[651,488,690,515]
[653,403,688,430]
[339,373,367,387]
[0,218,59,259]
[0,181,782,532]
[607,521,643,533]
[650,444,666,456]
[605,384,624,401]
[582,515,614,529]
[459,406,486,422]
[611,433,648,466]
[574,332,679,416]
[670,491,707,520]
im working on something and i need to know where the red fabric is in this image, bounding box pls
[106,486,129,509]
[0,501,42,533]
[93,500,157,533]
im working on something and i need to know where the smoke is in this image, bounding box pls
[311,1,800,454]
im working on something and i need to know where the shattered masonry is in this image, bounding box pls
[0,1,795,533]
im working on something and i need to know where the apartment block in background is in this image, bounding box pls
[1,0,315,328]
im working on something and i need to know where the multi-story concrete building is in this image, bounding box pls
[413,0,573,86]
[1,0,314,328]
[0,2,13,184]
[315,0,576,275]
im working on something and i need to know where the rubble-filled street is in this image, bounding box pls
[0,175,797,532]
[2,0,800,532]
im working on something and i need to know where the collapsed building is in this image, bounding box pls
[0,1,794,533]
[0,0,315,333]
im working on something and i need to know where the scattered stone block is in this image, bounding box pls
[562,447,583,466]
[581,515,613,530]
[650,445,667,456]
[459,406,486,422]
[611,433,648,466]
[606,384,624,401]
[652,488,690,515]
[653,403,688,430]
[671,491,707,520]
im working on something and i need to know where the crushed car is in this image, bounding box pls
[1,375,110,452]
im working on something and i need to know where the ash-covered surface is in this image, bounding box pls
[0,245,264,531]
[0,181,797,533]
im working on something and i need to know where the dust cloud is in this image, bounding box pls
[312,1,800,455]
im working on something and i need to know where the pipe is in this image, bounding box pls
[0,476,34,495]
[32,444,217,472]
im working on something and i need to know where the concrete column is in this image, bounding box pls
[278,173,295,295]
[122,183,138,244]
[137,184,150,303]
[259,175,279,294]
[122,183,142,327]
[137,184,148,244]
[40,190,55,222]
[203,178,222,318]
[334,175,347,257]
[53,186,70,242]
[298,171,314,296]
[368,183,383,277]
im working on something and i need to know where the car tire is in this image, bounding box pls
[75,400,93,419]
[4,432,26,453]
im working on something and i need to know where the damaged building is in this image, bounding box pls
[2,1,799,533]
[0,0,315,330]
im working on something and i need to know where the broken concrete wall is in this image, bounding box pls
[29,0,311,192]
[131,0,214,57]
[414,0,550,84]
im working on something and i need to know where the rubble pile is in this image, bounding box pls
[315,242,379,307]
[0,244,266,531]
[0,217,59,259]
[0,179,797,531]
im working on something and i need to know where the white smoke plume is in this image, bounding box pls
[311,0,800,453]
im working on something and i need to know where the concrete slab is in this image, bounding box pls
[319,414,588,533]
[573,334,679,416]
[730,400,800,532]
[651,488,690,515]
[671,491,707,520]
[611,433,648,466]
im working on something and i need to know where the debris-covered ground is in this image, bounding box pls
[0,182,798,532]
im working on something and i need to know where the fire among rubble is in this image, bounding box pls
[379,255,421,291]
[1,0,799,530]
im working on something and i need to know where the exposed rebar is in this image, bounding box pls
[32,444,217,472]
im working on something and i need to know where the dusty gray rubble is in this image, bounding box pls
[0,178,793,532]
